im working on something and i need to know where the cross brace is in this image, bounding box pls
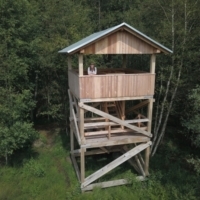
[81,141,152,188]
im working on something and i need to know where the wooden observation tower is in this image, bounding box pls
[59,22,172,191]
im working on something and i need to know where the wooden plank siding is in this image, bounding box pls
[68,70,80,98]
[79,74,155,99]
[68,70,155,100]
[84,31,158,54]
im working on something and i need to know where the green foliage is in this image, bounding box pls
[186,157,200,175]
[182,86,200,147]
[0,122,37,156]
[0,87,38,163]
[0,0,39,163]
[0,128,200,200]
[23,158,46,177]
[0,0,200,198]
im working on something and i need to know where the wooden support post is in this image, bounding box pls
[108,125,111,139]
[79,107,85,144]
[70,127,74,152]
[69,89,74,152]
[150,54,156,74]
[145,99,154,176]
[147,99,154,132]
[71,154,81,182]
[122,54,127,68]
[70,120,81,145]
[122,101,125,118]
[135,155,145,176]
[121,101,125,129]
[78,54,83,76]
[72,95,79,117]
[80,147,85,183]
[68,55,72,70]
[144,146,150,176]
[147,53,155,177]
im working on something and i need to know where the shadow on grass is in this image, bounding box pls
[59,127,71,152]
[9,146,39,167]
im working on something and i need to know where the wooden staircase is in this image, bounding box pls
[101,101,125,138]
[83,100,150,139]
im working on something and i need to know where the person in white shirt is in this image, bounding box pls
[88,63,97,75]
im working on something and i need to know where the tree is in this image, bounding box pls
[145,0,200,155]
[0,0,39,164]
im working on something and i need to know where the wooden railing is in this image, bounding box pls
[68,69,155,100]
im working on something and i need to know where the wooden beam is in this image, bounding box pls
[84,102,100,113]
[138,152,145,167]
[121,146,141,174]
[84,127,148,136]
[70,125,74,152]
[78,54,83,76]
[71,148,86,154]
[82,179,130,191]
[135,155,145,176]
[82,135,150,149]
[80,96,154,103]
[72,147,120,157]
[82,176,146,191]
[144,146,150,176]
[70,122,80,145]
[81,141,152,188]
[79,107,85,144]
[79,103,152,137]
[84,119,149,129]
[80,49,85,54]
[121,101,125,128]
[72,95,79,117]
[100,147,109,154]
[69,89,74,152]
[84,117,105,122]
[71,154,81,182]
[80,147,85,183]
[147,99,154,132]
[68,89,74,108]
[126,100,150,114]
[71,109,81,144]
[145,99,154,176]
[150,54,156,74]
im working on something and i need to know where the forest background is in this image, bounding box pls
[0,0,200,199]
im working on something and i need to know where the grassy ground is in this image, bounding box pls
[0,126,199,200]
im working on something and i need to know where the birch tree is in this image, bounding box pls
[151,0,200,156]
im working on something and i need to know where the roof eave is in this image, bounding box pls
[58,22,173,55]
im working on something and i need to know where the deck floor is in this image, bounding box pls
[82,132,150,148]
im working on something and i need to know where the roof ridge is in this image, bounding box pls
[58,22,173,54]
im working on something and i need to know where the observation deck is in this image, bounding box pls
[68,68,155,102]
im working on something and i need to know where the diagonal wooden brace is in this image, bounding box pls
[79,103,152,137]
[81,141,152,188]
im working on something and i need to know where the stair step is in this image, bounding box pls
[108,104,115,107]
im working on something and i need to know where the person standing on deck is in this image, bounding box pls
[88,63,97,75]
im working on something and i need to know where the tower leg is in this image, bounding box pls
[80,147,85,183]
[145,99,154,176]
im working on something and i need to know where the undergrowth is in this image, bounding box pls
[0,127,199,200]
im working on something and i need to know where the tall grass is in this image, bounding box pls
[0,127,199,200]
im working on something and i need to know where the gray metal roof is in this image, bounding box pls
[58,22,173,54]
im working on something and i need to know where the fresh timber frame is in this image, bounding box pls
[59,22,172,191]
